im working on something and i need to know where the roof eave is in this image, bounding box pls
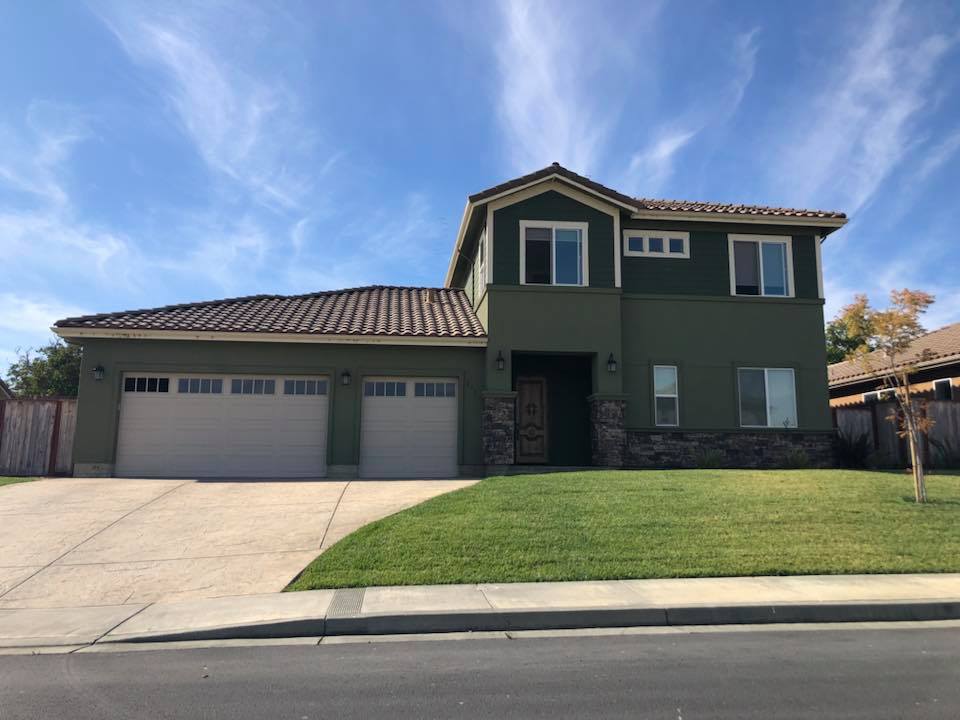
[828,353,960,388]
[629,210,847,229]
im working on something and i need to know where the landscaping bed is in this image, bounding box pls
[0,476,35,488]
[289,469,960,590]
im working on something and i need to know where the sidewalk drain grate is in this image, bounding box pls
[328,588,365,617]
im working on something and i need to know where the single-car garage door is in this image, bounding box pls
[115,373,329,478]
[359,377,458,479]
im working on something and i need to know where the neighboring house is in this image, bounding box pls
[828,322,960,407]
[54,163,846,479]
[0,378,13,400]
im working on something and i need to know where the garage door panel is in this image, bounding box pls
[116,374,328,478]
[359,377,458,479]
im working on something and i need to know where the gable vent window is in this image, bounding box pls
[933,379,953,401]
[124,377,170,393]
[729,235,793,297]
[415,382,456,398]
[231,378,276,395]
[624,231,690,259]
[364,381,407,397]
[284,379,329,396]
[520,221,587,286]
[178,378,223,394]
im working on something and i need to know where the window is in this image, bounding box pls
[363,381,407,397]
[623,230,690,259]
[177,378,223,394]
[231,378,276,395]
[123,376,169,393]
[283,379,329,396]
[863,389,895,404]
[934,379,953,401]
[414,382,456,398]
[729,235,793,297]
[520,221,588,286]
[653,365,679,426]
[477,228,486,287]
[738,368,797,428]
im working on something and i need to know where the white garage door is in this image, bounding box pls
[359,377,458,479]
[115,373,329,478]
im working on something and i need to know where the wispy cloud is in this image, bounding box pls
[94,2,327,212]
[624,130,697,198]
[0,294,87,335]
[492,0,655,175]
[774,0,956,214]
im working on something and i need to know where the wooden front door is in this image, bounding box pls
[516,377,548,464]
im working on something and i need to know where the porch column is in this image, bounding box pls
[481,391,517,467]
[588,395,626,468]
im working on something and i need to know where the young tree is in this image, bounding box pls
[844,290,935,503]
[5,340,82,397]
[825,294,874,363]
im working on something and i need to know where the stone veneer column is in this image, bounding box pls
[589,395,626,468]
[481,392,517,467]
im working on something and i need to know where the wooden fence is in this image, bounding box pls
[0,399,77,476]
[834,399,960,468]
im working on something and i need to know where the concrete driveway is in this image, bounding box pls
[0,477,475,609]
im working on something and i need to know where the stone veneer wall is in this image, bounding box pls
[481,393,516,465]
[625,430,836,469]
[589,397,626,467]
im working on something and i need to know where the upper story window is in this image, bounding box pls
[729,234,793,297]
[933,379,954,401]
[519,220,588,286]
[477,229,486,286]
[624,230,690,259]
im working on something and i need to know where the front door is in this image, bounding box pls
[516,377,548,464]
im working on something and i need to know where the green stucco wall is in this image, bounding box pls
[74,338,486,472]
[492,191,616,288]
[620,296,831,431]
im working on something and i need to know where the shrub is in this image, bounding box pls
[836,430,872,469]
[691,448,725,469]
[780,448,811,469]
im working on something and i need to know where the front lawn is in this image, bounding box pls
[0,476,35,488]
[288,469,960,590]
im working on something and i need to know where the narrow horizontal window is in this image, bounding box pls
[413,381,456,398]
[232,378,276,395]
[178,378,223,394]
[623,230,689,259]
[124,376,170,393]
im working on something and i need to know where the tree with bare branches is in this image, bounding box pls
[835,289,936,503]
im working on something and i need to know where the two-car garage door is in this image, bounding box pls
[116,374,329,478]
[115,373,459,479]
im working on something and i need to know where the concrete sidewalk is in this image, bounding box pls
[2,574,959,649]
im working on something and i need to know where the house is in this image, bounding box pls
[0,378,13,400]
[54,163,846,479]
[829,321,960,407]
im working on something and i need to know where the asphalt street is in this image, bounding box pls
[2,625,958,719]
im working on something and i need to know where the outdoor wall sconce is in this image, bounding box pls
[606,353,618,373]
[91,364,105,381]
[340,369,352,386]
[495,350,505,371]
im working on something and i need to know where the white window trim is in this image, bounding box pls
[653,364,680,427]
[738,367,798,428]
[728,234,795,298]
[518,220,590,287]
[863,389,895,403]
[477,228,487,290]
[623,230,690,259]
[933,379,953,400]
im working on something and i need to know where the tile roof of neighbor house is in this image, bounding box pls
[468,162,848,220]
[55,286,487,338]
[828,321,960,386]
[0,378,13,399]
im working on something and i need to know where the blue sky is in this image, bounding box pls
[2,0,959,377]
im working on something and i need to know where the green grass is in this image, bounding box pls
[288,469,960,590]
[0,476,35,488]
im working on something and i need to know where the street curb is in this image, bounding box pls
[99,600,960,644]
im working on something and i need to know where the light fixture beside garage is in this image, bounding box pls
[91,364,105,381]
[341,369,352,386]
[607,353,617,373]
[496,351,505,371]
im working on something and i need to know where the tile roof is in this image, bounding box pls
[55,286,487,339]
[828,321,960,386]
[0,377,13,399]
[468,162,847,221]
